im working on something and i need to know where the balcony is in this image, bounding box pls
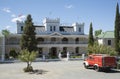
[38,41,88,44]
[6,42,19,45]
[37,41,88,47]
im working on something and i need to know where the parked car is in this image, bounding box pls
[83,54,117,71]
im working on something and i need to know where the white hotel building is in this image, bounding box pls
[0,18,88,60]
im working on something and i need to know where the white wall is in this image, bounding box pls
[98,39,103,45]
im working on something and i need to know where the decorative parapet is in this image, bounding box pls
[43,17,60,24]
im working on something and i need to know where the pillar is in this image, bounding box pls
[1,36,5,62]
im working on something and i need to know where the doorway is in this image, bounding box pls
[49,47,57,58]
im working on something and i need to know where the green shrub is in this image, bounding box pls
[88,42,117,56]
[71,56,81,58]
[9,49,18,58]
[117,60,120,69]
[5,53,9,59]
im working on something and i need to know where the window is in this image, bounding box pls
[21,26,23,31]
[89,56,94,60]
[79,27,81,32]
[51,37,56,43]
[60,27,64,32]
[108,40,111,45]
[54,26,56,31]
[50,26,52,31]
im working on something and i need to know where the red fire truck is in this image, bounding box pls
[83,54,117,71]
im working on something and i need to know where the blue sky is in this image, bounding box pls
[0,0,120,34]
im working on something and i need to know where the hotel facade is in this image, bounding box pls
[0,18,88,60]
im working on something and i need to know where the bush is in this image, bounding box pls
[71,56,81,58]
[117,60,120,69]
[5,53,9,59]
[88,42,117,56]
[9,49,18,58]
[23,66,33,72]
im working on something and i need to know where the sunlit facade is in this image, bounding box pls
[1,18,88,59]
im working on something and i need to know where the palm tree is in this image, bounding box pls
[2,29,10,36]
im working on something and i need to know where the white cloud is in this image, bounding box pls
[11,14,16,18]
[11,15,26,23]
[5,25,11,29]
[4,25,17,33]
[65,4,73,9]
[2,8,11,13]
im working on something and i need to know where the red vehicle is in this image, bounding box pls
[83,54,117,71]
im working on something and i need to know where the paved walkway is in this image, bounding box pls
[0,61,120,79]
[0,61,82,79]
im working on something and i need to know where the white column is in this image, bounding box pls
[42,55,45,61]
[58,47,62,59]
[66,51,70,61]
[58,52,62,59]
[82,54,85,60]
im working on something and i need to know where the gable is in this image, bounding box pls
[50,32,62,36]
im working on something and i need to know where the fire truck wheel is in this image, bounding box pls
[94,66,100,72]
[84,63,88,69]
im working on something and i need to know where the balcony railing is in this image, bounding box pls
[6,42,19,45]
[5,41,88,45]
[37,41,88,44]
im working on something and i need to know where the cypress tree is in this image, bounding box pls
[88,22,94,47]
[114,3,120,55]
[20,14,37,52]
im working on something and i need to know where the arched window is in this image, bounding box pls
[75,38,79,44]
[37,38,44,44]
[51,37,56,43]
[62,38,68,44]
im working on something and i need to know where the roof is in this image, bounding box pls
[34,25,44,27]
[97,31,114,38]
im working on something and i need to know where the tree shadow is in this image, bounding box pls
[29,69,48,75]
